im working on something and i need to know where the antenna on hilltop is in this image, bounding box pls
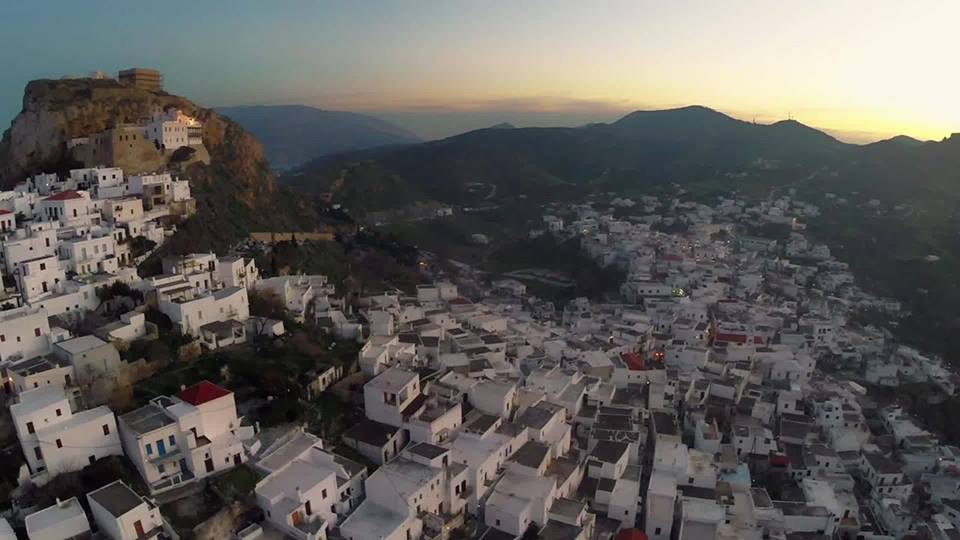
[788,111,793,121]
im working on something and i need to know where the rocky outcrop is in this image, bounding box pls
[0,77,322,253]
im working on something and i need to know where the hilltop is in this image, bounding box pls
[282,105,851,212]
[0,78,333,252]
[216,104,420,170]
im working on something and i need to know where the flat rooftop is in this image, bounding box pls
[406,442,447,460]
[87,481,144,518]
[120,403,174,435]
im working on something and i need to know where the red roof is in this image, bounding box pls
[616,530,648,540]
[43,190,83,201]
[769,454,789,466]
[621,351,645,371]
[0,209,11,215]
[715,332,748,344]
[177,381,231,405]
[754,336,765,344]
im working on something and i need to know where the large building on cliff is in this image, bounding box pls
[118,67,163,92]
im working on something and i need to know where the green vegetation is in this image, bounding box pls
[485,236,625,302]
[128,235,157,258]
[210,464,259,503]
[169,146,197,163]
[160,488,223,535]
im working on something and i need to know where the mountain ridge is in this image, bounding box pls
[216,104,421,170]
[282,104,855,212]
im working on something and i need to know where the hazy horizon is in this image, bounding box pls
[1,0,957,144]
[216,100,921,144]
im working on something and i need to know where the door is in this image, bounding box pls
[134,520,144,537]
[156,439,166,456]
[180,458,188,473]
[233,453,242,465]
[204,458,214,473]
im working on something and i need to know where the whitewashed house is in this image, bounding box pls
[0,305,51,362]
[118,381,250,494]
[87,480,165,540]
[255,430,366,539]
[25,497,91,540]
[11,385,122,485]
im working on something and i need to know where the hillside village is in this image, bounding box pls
[0,78,956,540]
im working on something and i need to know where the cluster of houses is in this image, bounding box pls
[3,154,959,539]
[0,110,343,538]
[232,191,960,540]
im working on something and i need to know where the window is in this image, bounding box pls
[146,443,153,455]
[322,488,327,499]
[158,463,165,473]
[55,408,62,417]
[34,328,41,337]
[56,439,62,448]
[305,500,312,515]
[34,447,42,460]
[655,528,661,535]
[102,424,110,436]
[26,422,35,434]
[0,335,4,342]
[169,435,176,446]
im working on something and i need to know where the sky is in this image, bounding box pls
[1,1,958,143]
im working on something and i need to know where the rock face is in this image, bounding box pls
[2,79,182,185]
[0,77,319,252]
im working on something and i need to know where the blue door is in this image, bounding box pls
[156,439,166,456]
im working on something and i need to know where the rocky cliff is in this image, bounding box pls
[0,78,324,252]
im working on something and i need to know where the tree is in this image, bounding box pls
[129,236,157,259]
[95,281,144,310]
[169,146,196,163]
[248,289,286,320]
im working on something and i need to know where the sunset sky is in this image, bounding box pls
[1,0,957,142]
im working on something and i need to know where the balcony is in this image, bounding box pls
[150,469,195,494]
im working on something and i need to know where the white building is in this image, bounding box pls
[25,496,91,540]
[0,305,51,363]
[57,229,118,276]
[14,254,65,303]
[87,480,165,540]
[255,431,367,540]
[363,367,422,427]
[1,222,58,275]
[11,385,122,485]
[158,286,249,337]
[146,109,199,150]
[118,381,249,494]
[37,190,95,228]
[339,443,468,540]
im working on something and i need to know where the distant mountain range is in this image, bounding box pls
[281,105,868,211]
[216,105,421,170]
